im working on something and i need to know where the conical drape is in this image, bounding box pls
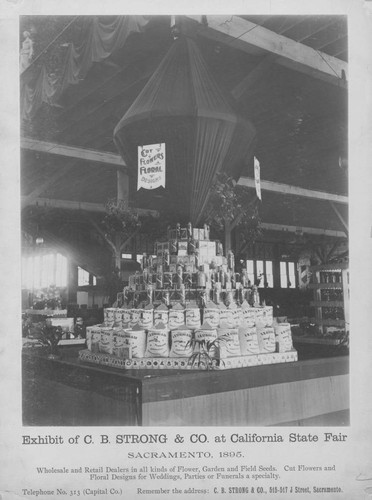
[113,37,256,224]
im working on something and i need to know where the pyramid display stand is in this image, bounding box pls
[79,224,297,370]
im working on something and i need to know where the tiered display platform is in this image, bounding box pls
[124,223,256,307]
[79,348,298,370]
[79,225,296,371]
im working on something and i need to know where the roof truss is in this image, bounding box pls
[185,15,348,88]
[238,177,348,204]
[21,137,126,168]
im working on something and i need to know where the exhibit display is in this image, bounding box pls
[78,224,297,370]
[20,14,349,426]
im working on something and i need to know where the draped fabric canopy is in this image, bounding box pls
[113,37,256,224]
[20,16,149,121]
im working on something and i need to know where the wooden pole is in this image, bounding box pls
[117,169,129,203]
[225,219,232,254]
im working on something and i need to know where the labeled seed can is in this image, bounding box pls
[130,308,141,328]
[256,325,276,353]
[217,327,241,358]
[203,302,220,329]
[140,307,153,330]
[194,322,218,357]
[154,303,169,326]
[169,325,193,357]
[112,329,130,358]
[168,304,185,329]
[145,322,170,358]
[185,304,201,329]
[238,325,260,355]
[99,327,113,355]
[274,323,293,352]
[125,323,147,358]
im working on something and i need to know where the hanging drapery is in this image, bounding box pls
[113,37,256,224]
[20,16,149,121]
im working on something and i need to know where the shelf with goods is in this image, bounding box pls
[122,222,258,309]
[24,308,68,318]
[293,262,349,347]
[23,310,85,347]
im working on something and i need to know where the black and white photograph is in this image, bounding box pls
[19,12,349,427]
[1,0,372,498]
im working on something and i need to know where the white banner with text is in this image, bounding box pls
[137,143,166,190]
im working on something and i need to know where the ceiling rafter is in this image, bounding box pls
[329,201,348,234]
[231,54,276,101]
[276,17,306,35]
[21,163,76,207]
[316,31,347,48]
[185,15,348,88]
[55,20,172,124]
[333,48,347,58]
[303,24,347,52]
[56,52,161,132]
[22,197,158,217]
[20,15,348,237]
[21,137,126,167]
[22,220,107,277]
[282,18,338,44]
[297,19,336,43]
[258,15,303,32]
[57,63,125,121]
[317,37,347,58]
[238,177,348,204]
[56,73,151,142]
[261,222,346,238]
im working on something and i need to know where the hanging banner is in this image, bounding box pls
[137,143,166,190]
[254,156,262,200]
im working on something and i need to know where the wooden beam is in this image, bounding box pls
[85,214,117,255]
[333,49,347,59]
[119,229,141,252]
[296,18,336,43]
[305,24,346,52]
[57,64,156,140]
[230,197,258,230]
[22,197,107,213]
[231,54,276,101]
[238,177,348,204]
[276,17,305,35]
[261,222,346,238]
[185,15,348,87]
[21,197,158,217]
[56,22,169,123]
[21,137,126,167]
[21,166,75,208]
[22,222,104,276]
[224,219,232,254]
[117,170,129,202]
[330,201,348,233]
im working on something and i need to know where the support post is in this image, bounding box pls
[329,202,348,235]
[225,219,232,254]
[114,233,122,271]
[117,169,129,203]
[68,262,78,305]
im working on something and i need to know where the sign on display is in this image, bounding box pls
[137,143,166,190]
[254,156,262,201]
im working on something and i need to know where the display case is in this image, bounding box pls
[22,309,85,347]
[293,263,349,348]
[310,262,349,334]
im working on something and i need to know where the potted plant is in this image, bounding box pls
[187,336,229,370]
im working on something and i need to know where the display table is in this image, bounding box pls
[22,347,349,426]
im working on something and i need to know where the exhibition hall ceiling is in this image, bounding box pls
[20,15,348,235]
